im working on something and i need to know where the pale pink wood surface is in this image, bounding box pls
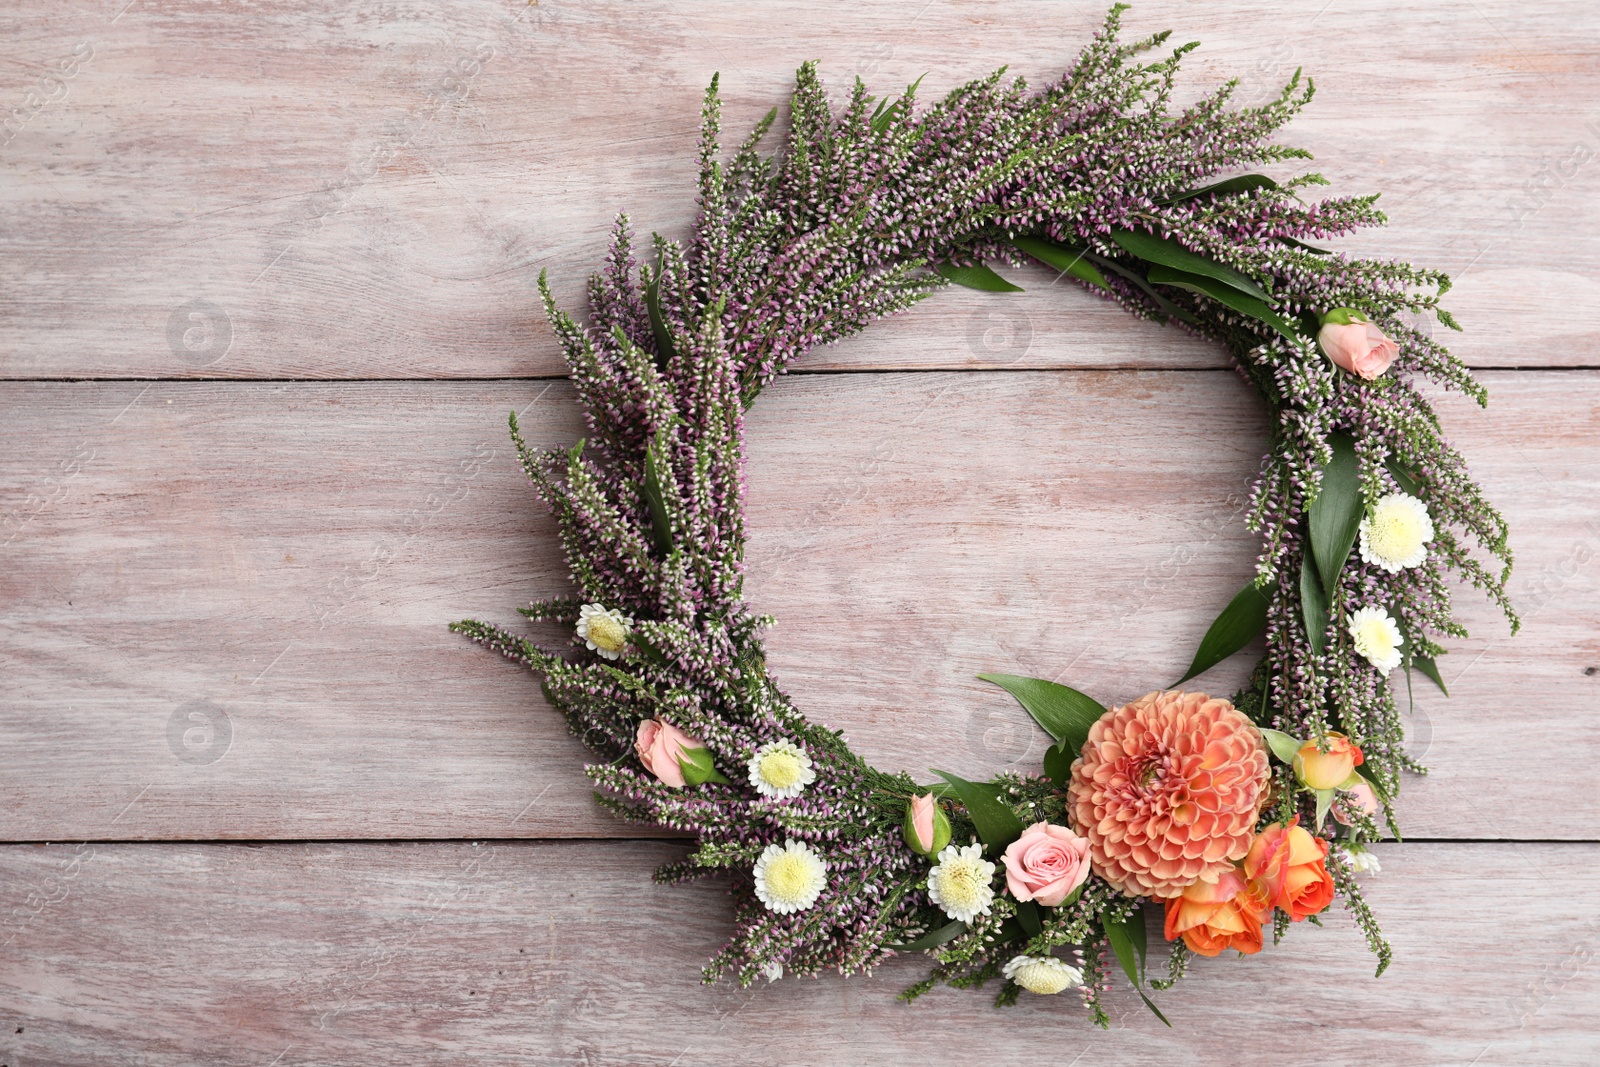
[1,373,1591,841]
[0,841,1594,1066]
[2,0,1598,1062]
[0,0,1595,378]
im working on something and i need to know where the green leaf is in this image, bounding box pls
[1015,899,1043,938]
[1102,908,1148,988]
[676,747,733,786]
[642,427,675,554]
[869,73,925,133]
[1109,228,1272,302]
[1280,236,1333,255]
[1082,251,1200,325]
[1158,173,1278,204]
[1042,743,1074,791]
[1300,551,1330,658]
[933,770,1025,855]
[1174,581,1270,686]
[1008,236,1109,289]
[1258,728,1303,765]
[1386,459,1423,498]
[644,271,677,368]
[1146,264,1304,348]
[1308,432,1363,599]
[934,262,1024,293]
[889,920,967,952]
[978,674,1106,756]
[1138,990,1174,1027]
[1313,787,1335,830]
[1414,654,1448,696]
[1321,307,1370,326]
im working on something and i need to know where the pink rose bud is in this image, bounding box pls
[634,718,703,789]
[1001,821,1091,907]
[902,793,952,856]
[1317,308,1398,380]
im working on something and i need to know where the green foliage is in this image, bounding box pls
[1175,581,1271,685]
[978,673,1106,754]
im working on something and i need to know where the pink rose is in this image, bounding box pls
[1001,821,1091,906]
[634,718,701,788]
[1318,320,1398,380]
[1332,781,1382,826]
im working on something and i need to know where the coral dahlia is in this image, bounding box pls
[1068,691,1270,897]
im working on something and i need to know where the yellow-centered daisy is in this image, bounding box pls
[576,603,632,660]
[926,843,996,924]
[752,839,826,914]
[747,739,816,800]
[1348,605,1404,674]
[1003,955,1083,995]
[1359,492,1433,573]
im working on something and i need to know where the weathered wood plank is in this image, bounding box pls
[0,0,1595,379]
[0,371,1591,840]
[0,840,1593,1065]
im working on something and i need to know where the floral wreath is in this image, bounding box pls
[453,6,1515,1024]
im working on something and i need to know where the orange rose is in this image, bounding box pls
[1293,732,1364,791]
[1162,870,1266,957]
[1244,817,1335,922]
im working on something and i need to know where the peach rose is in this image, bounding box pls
[634,718,702,788]
[1001,821,1091,906]
[1162,869,1266,957]
[1243,817,1336,922]
[1333,781,1382,826]
[1318,318,1399,380]
[1294,732,1364,791]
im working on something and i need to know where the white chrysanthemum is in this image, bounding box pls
[1348,605,1404,674]
[576,603,632,660]
[752,840,826,914]
[1359,493,1434,573]
[746,739,816,799]
[760,961,783,983]
[926,843,996,924]
[1003,954,1083,995]
[1344,847,1382,876]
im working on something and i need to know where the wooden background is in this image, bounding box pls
[2,1,1597,1062]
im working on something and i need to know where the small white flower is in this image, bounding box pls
[576,603,632,660]
[926,843,996,924]
[1359,493,1434,573]
[746,739,816,799]
[1003,954,1083,995]
[1348,605,1404,675]
[752,840,827,914]
[760,961,783,983]
[1344,847,1382,876]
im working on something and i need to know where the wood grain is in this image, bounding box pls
[1,371,1592,841]
[1,0,1596,379]
[0,839,1594,1065]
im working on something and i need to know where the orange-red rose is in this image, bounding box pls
[1243,817,1335,922]
[1162,869,1266,957]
